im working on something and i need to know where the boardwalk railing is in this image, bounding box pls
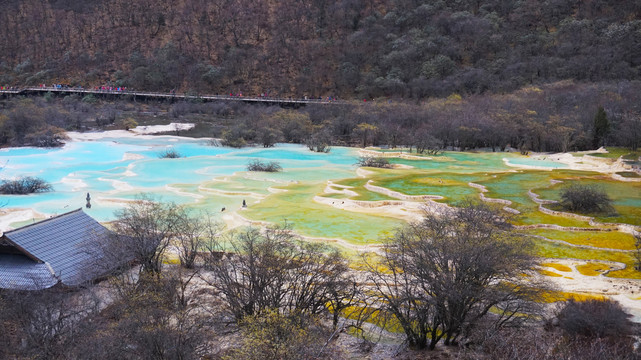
[0,86,345,105]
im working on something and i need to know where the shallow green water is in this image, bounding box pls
[537,177,641,226]
[2,136,640,280]
[478,171,598,227]
[371,171,487,204]
[243,182,404,243]
[526,228,636,250]
[331,178,396,201]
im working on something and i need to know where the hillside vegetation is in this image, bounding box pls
[2,80,640,152]
[1,0,640,98]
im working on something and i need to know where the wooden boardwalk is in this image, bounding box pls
[0,86,344,106]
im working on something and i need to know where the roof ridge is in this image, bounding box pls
[3,208,84,235]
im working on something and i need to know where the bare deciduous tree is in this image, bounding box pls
[413,128,444,155]
[0,288,100,359]
[306,129,332,153]
[202,225,354,322]
[365,201,543,350]
[174,211,221,269]
[109,195,181,275]
[0,176,53,194]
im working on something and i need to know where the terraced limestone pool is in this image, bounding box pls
[2,133,641,311]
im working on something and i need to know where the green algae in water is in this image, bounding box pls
[479,171,600,228]
[371,172,488,204]
[538,177,641,226]
[608,264,641,279]
[243,182,404,244]
[321,192,351,200]
[532,237,627,262]
[200,177,276,196]
[617,171,641,178]
[331,178,396,201]
[591,147,641,160]
[5,137,640,281]
[388,151,524,173]
[526,229,637,251]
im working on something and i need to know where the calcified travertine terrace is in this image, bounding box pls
[1,128,641,319]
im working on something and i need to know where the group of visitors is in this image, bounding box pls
[2,84,343,103]
[94,85,128,92]
[35,83,131,92]
[228,91,339,102]
[39,83,82,90]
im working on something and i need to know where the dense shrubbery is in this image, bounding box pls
[0,98,70,147]
[560,184,614,214]
[246,159,282,172]
[0,177,53,194]
[3,80,641,153]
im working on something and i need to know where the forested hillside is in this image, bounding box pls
[1,0,640,98]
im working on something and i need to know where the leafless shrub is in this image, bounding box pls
[0,287,100,359]
[157,147,182,158]
[202,225,355,323]
[356,156,392,168]
[247,158,282,172]
[23,126,68,147]
[71,271,212,360]
[306,130,332,153]
[0,176,53,194]
[413,131,443,155]
[221,124,252,148]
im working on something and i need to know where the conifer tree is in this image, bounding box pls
[593,106,610,148]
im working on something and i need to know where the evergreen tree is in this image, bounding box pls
[593,106,610,148]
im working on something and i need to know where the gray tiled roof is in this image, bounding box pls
[0,254,57,290]
[2,208,110,288]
